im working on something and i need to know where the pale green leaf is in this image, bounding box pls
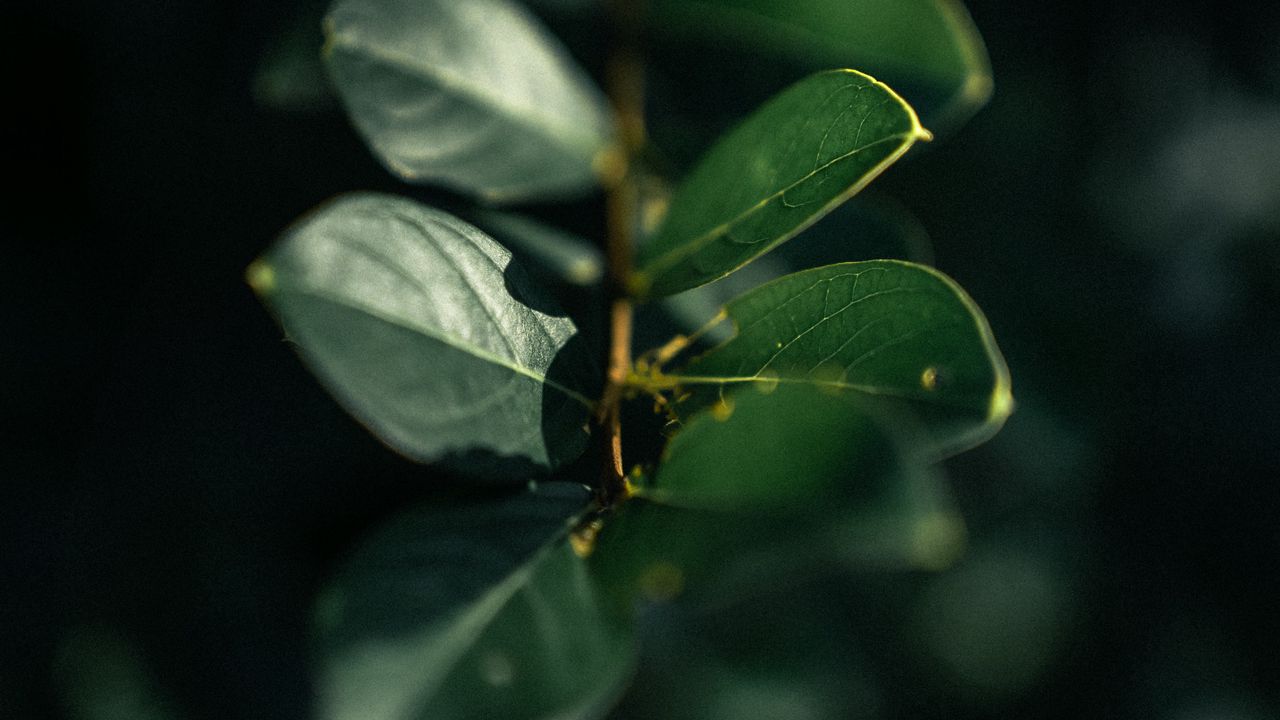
[315,484,635,720]
[632,70,929,299]
[668,261,1012,458]
[249,192,597,479]
[651,0,992,133]
[324,0,615,202]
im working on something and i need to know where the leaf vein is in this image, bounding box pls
[641,132,916,276]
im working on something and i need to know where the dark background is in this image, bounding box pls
[4,1,1278,718]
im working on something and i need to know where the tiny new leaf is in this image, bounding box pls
[315,484,635,720]
[324,0,616,202]
[248,193,597,479]
[632,70,930,299]
[667,261,1012,458]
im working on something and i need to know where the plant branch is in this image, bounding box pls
[594,0,646,506]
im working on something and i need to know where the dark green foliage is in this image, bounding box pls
[247,0,1008,718]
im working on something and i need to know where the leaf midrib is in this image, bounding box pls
[292,285,595,409]
[666,373,989,412]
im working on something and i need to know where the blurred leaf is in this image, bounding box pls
[592,385,962,606]
[249,193,596,479]
[54,627,182,720]
[669,261,1012,458]
[910,546,1072,700]
[470,210,604,288]
[646,388,915,515]
[632,70,929,299]
[324,0,615,202]
[614,587,881,720]
[253,3,336,113]
[650,0,992,133]
[315,483,635,720]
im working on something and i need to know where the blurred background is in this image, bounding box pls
[3,0,1278,718]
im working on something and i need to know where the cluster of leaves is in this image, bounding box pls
[247,0,1011,718]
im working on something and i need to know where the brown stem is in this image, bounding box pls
[594,0,645,506]
[594,295,631,501]
[594,172,635,501]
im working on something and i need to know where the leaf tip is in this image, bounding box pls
[906,106,934,144]
[245,259,276,295]
[988,372,1015,427]
[961,69,995,111]
[568,257,604,286]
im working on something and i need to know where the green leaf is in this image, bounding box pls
[249,192,597,479]
[324,0,616,202]
[667,261,1012,458]
[315,484,635,720]
[592,385,962,606]
[632,70,930,299]
[645,385,943,517]
[651,0,992,133]
[615,584,881,720]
